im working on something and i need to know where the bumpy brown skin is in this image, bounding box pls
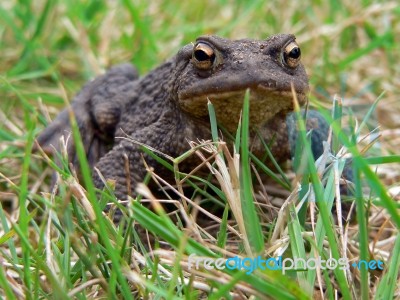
[38,34,324,199]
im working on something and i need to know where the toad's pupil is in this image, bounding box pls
[289,47,301,59]
[195,49,213,62]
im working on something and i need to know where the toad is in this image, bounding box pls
[37,34,329,198]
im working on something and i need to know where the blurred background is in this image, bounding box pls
[0,3,398,298]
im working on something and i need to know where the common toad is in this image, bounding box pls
[37,34,329,198]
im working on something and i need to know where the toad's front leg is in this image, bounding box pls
[36,64,138,168]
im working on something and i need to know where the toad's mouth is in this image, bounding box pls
[178,85,307,132]
[178,69,308,101]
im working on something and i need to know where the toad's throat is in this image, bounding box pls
[178,88,306,132]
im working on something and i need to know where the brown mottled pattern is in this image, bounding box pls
[37,34,331,199]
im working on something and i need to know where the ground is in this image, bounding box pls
[0,1,399,299]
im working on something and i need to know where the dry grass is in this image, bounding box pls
[0,0,399,299]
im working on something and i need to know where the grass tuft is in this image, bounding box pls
[1,0,399,298]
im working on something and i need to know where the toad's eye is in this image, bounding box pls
[283,41,301,68]
[192,42,216,70]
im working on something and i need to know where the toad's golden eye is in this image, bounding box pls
[192,42,216,70]
[283,42,301,68]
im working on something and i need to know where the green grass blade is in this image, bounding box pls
[356,91,385,135]
[11,222,70,299]
[207,100,219,143]
[216,205,229,249]
[255,137,292,189]
[316,108,400,228]
[69,109,134,299]
[292,105,352,299]
[331,96,342,154]
[353,162,369,299]
[375,234,400,300]
[338,31,393,70]
[240,89,264,254]
[17,110,37,295]
[131,199,307,299]
[250,153,291,190]
[208,271,250,300]
[287,203,311,295]
[306,159,343,288]
[0,261,17,300]
[365,155,400,165]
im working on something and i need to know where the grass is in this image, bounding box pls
[1,0,400,299]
